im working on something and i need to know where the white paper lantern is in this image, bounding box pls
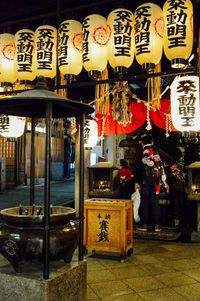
[107,8,134,75]
[58,20,83,81]
[163,0,193,69]
[15,29,36,82]
[134,3,163,71]
[0,115,26,138]
[84,119,98,148]
[82,14,108,77]
[35,25,57,79]
[171,76,200,131]
[0,33,17,84]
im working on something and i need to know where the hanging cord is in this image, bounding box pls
[95,68,110,115]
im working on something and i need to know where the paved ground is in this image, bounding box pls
[0,177,75,210]
[0,178,200,300]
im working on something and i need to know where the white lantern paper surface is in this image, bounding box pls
[0,33,16,83]
[58,20,82,78]
[35,25,57,78]
[82,14,108,74]
[0,115,26,138]
[15,29,36,81]
[134,3,163,70]
[163,0,193,68]
[84,119,98,148]
[171,76,200,131]
[107,8,134,70]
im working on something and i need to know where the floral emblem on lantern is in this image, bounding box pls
[154,16,164,38]
[72,33,82,52]
[93,26,110,46]
[3,43,15,61]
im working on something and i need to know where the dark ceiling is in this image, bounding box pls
[0,0,199,102]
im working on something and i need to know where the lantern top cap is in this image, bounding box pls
[0,76,94,118]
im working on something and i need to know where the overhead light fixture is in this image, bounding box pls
[0,115,26,138]
[35,24,57,79]
[107,8,134,77]
[58,19,83,82]
[134,3,163,72]
[163,0,193,69]
[82,14,108,79]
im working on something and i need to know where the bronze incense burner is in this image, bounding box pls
[0,205,78,273]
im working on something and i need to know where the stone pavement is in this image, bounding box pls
[0,177,75,210]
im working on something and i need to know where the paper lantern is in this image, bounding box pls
[163,0,193,69]
[58,20,83,82]
[15,29,36,82]
[84,119,98,148]
[0,33,17,84]
[171,75,200,131]
[0,115,26,138]
[134,3,163,71]
[35,25,57,78]
[82,14,108,78]
[107,8,134,75]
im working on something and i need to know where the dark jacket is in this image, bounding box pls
[133,144,173,185]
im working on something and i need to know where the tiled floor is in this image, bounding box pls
[85,239,200,301]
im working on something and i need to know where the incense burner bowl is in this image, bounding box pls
[0,205,78,273]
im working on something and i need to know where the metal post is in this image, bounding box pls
[43,102,52,280]
[78,113,85,261]
[30,117,35,205]
[14,139,19,186]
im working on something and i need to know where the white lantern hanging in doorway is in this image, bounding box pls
[107,8,134,76]
[0,33,16,84]
[35,25,57,79]
[134,3,163,71]
[84,119,98,148]
[171,75,200,131]
[163,0,193,69]
[15,29,36,82]
[82,14,108,78]
[58,19,83,82]
[0,115,26,138]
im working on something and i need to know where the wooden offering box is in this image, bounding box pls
[84,199,133,259]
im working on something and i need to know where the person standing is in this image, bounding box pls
[118,159,134,199]
[133,135,170,232]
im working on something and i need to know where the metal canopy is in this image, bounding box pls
[0,88,94,117]
[0,77,93,279]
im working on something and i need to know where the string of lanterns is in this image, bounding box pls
[0,0,196,140]
[0,0,193,86]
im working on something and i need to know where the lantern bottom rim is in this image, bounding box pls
[64,74,77,83]
[171,58,186,69]
[114,66,127,77]
[88,70,101,80]
[142,63,155,73]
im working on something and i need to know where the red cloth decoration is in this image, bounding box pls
[95,99,177,136]
[150,99,177,131]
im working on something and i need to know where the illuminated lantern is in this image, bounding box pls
[107,8,134,76]
[0,33,16,84]
[35,25,57,78]
[171,76,200,131]
[163,0,193,69]
[84,119,98,148]
[58,20,82,82]
[134,3,163,71]
[82,14,108,78]
[0,115,26,138]
[15,29,36,82]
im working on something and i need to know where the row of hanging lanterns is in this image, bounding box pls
[0,0,193,86]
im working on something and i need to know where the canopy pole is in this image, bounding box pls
[43,102,52,280]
